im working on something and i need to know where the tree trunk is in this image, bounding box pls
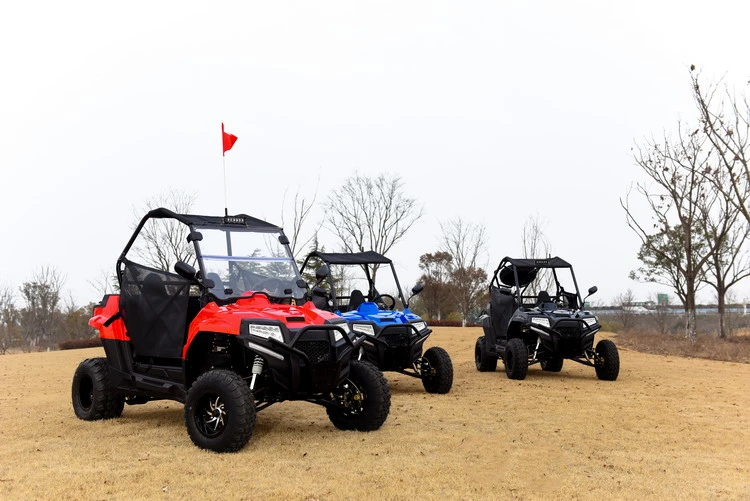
[717,283,727,339]
[684,277,697,341]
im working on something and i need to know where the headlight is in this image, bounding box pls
[248,324,284,343]
[352,323,375,336]
[412,321,427,332]
[583,316,599,327]
[531,317,550,328]
[331,322,350,342]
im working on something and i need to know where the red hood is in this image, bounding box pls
[184,294,341,356]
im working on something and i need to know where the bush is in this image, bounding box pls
[615,330,750,364]
[58,338,102,350]
[425,319,481,327]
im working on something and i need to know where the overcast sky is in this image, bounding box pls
[2,0,750,307]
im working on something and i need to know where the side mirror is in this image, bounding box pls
[174,261,198,281]
[411,283,424,295]
[186,231,203,243]
[278,234,290,245]
[296,278,308,289]
[315,265,329,281]
[588,286,598,295]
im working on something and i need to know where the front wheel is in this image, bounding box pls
[475,336,497,372]
[71,358,124,420]
[327,361,390,431]
[594,340,620,381]
[541,357,564,372]
[504,338,529,380]
[421,346,453,394]
[185,370,256,453]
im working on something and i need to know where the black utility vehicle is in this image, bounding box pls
[72,208,390,452]
[475,256,619,381]
[299,251,453,394]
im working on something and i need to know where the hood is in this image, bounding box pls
[189,294,343,337]
[338,301,423,325]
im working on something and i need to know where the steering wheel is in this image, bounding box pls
[254,278,285,296]
[371,293,396,310]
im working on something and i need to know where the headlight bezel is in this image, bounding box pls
[411,321,427,332]
[530,317,551,328]
[329,321,351,342]
[583,316,599,328]
[247,323,285,343]
[352,323,375,336]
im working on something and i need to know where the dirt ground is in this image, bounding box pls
[0,327,748,500]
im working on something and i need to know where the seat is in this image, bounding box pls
[348,289,365,311]
[311,286,330,310]
[536,290,556,311]
[205,272,227,298]
[142,273,167,298]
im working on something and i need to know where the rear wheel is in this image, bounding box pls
[475,336,497,372]
[421,346,453,394]
[541,357,564,372]
[594,340,620,381]
[71,358,124,420]
[185,370,256,453]
[327,361,390,431]
[504,338,529,380]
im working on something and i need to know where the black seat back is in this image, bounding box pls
[205,272,226,298]
[348,289,365,311]
[536,290,556,311]
[489,286,515,342]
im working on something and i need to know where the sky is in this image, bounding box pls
[2,0,750,308]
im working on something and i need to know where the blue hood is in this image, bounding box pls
[337,301,424,326]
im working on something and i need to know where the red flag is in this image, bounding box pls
[222,122,238,156]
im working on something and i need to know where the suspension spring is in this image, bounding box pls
[250,355,264,390]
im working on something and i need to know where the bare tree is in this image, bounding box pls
[521,214,554,295]
[415,251,455,321]
[281,184,321,259]
[441,218,488,326]
[649,292,675,336]
[325,173,423,280]
[19,266,64,350]
[88,268,118,298]
[613,289,637,332]
[700,205,750,338]
[691,67,750,225]
[0,286,19,355]
[58,294,96,343]
[621,123,718,340]
[132,189,197,270]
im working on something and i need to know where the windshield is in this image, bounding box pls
[196,226,306,299]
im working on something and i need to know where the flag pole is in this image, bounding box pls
[223,154,228,216]
[222,122,228,216]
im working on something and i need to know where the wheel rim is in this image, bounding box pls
[420,357,436,381]
[335,379,366,416]
[194,394,228,438]
[78,375,94,411]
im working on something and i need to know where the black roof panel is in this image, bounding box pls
[146,207,281,231]
[306,251,392,265]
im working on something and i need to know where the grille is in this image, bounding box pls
[558,326,581,338]
[381,329,411,348]
[296,340,332,363]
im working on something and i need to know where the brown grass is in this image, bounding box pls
[1,328,748,500]
[617,330,750,364]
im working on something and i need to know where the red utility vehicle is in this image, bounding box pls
[72,208,390,452]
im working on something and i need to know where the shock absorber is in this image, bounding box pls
[250,355,264,390]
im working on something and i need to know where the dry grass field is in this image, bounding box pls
[1,327,748,500]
